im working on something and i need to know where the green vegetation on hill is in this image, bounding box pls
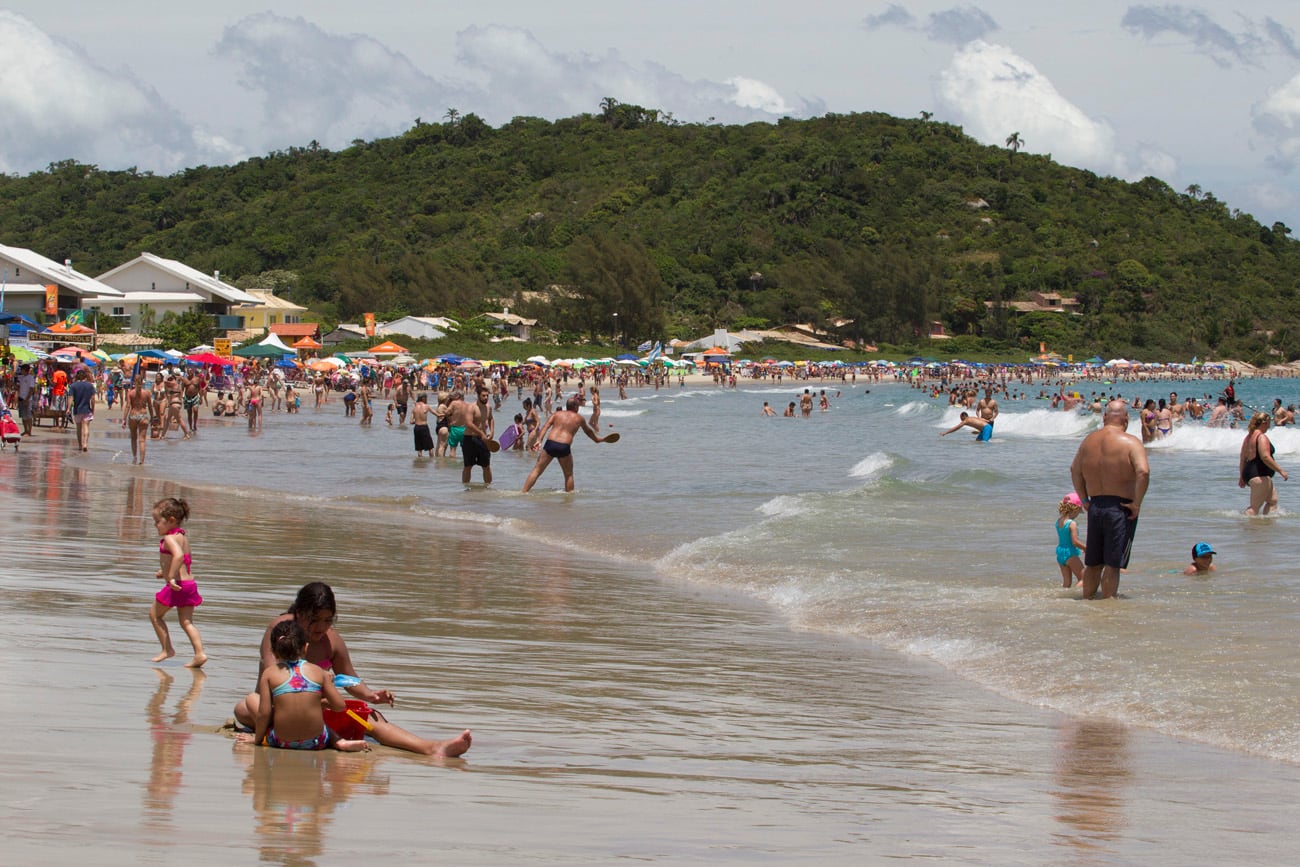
[2,105,1297,362]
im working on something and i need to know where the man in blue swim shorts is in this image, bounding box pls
[522,395,613,493]
[940,412,993,442]
[1070,400,1150,599]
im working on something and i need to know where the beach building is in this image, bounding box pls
[321,324,370,346]
[379,315,457,341]
[476,310,538,341]
[238,290,309,331]
[268,323,321,344]
[0,243,123,318]
[87,252,258,333]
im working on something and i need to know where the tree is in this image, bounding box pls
[144,309,215,350]
[443,108,460,127]
[1005,131,1023,159]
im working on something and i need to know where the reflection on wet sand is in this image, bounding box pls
[1051,718,1132,853]
[236,743,390,866]
[145,668,205,830]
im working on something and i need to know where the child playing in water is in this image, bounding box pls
[235,621,369,752]
[1183,542,1217,575]
[150,497,207,667]
[1055,493,1087,588]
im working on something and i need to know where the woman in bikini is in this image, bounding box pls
[235,620,367,752]
[233,583,471,757]
[121,376,152,464]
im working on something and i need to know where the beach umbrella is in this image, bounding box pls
[390,354,417,364]
[526,355,550,365]
[185,352,232,366]
[10,345,43,362]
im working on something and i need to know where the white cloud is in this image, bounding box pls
[937,41,1122,171]
[214,14,464,150]
[1252,73,1300,171]
[0,12,241,174]
[726,77,792,114]
[211,16,812,155]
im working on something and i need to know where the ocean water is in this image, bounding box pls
[100,375,1300,767]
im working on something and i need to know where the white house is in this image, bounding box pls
[379,315,457,341]
[0,243,123,317]
[86,251,259,332]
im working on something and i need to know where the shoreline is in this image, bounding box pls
[7,392,1300,861]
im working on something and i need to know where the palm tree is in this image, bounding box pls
[1005,131,1023,158]
[443,108,460,127]
[1185,184,1202,200]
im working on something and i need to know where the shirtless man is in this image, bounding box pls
[411,393,434,457]
[799,389,813,417]
[447,390,492,485]
[1208,398,1229,427]
[940,412,993,442]
[522,395,612,493]
[977,388,1000,423]
[393,376,411,425]
[183,372,203,432]
[1069,400,1150,600]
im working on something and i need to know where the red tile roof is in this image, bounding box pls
[269,323,319,338]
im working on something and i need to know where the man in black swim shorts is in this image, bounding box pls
[522,395,612,493]
[1070,400,1150,599]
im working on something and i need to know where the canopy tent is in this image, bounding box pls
[291,336,322,350]
[41,321,96,335]
[368,340,407,355]
[234,343,293,358]
[257,332,296,353]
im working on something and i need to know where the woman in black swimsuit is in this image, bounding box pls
[1239,412,1288,515]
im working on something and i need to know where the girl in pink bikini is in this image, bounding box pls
[149,497,207,667]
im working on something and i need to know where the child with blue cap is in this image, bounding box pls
[1183,543,1216,575]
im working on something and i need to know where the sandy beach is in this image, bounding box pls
[5,390,1300,864]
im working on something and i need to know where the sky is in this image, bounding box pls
[1,1,1298,230]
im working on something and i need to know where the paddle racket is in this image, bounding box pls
[603,432,621,444]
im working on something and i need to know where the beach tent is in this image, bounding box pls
[234,343,291,358]
[41,321,96,335]
[258,332,295,353]
[368,340,407,355]
[291,336,322,350]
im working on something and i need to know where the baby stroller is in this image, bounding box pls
[0,408,20,450]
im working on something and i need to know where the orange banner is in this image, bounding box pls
[44,284,58,316]
[364,312,375,337]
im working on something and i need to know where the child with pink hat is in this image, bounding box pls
[1055,493,1087,588]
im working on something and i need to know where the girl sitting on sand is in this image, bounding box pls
[236,621,369,752]
[150,497,207,667]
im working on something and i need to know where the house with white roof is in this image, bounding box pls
[85,251,259,333]
[379,315,458,342]
[0,243,123,317]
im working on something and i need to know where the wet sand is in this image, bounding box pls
[3,429,1300,864]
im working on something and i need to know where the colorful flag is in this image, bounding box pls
[646,341,662,361]
[44,284,58,315]
[364,313,375,337]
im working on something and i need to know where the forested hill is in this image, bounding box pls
[1,107,1298,360]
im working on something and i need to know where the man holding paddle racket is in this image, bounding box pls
[447,388,496,486]
[522,395,619,493]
